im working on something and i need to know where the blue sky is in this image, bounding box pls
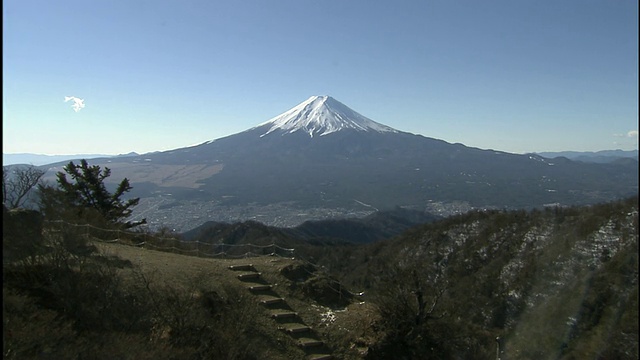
[3,0,638,155]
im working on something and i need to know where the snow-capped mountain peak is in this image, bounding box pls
[255,95,398,138]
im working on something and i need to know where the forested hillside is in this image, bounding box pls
[3,196,638,359]
[330,196,639,359]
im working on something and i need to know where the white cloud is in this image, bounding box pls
[627,130,638,138]
[64,96,85,112]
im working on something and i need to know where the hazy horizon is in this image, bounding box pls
[4,146,638,167]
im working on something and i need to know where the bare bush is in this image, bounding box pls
[2,165,45,209]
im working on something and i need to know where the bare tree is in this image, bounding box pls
[375,262,448,328]
[367,255,453,359]
[2,165,46,209]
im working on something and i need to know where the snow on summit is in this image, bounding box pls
[256,95,398,138]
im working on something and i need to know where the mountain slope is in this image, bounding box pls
[158,128,636,210]
[331,196,639,359]
[38,96,639,231]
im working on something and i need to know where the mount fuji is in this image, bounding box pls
[254,95,397,137]
[40,96,638,231]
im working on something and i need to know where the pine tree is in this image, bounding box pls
[44,159,146,228]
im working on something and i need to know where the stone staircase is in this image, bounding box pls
[229,264,333,360]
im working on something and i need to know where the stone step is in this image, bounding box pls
[298,338,324,348]
[259,297,285,305]
[270,311,298,319]
[228,264,255,271]
[248,284,272,292]
[237,272,261,280]
[308,355,332,360]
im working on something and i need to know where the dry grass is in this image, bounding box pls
[95,241,297,287]
[93,241,382,359]
[4,230,381,360]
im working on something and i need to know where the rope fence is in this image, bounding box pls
[43,219,365,299]
[44,220,295,259]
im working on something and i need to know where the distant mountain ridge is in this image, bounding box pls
[9,148,635,167]
[536,149,638,163]
[3,152,139,166]
[181,207,442,245]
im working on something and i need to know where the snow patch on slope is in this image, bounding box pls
[256,95,397,138]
